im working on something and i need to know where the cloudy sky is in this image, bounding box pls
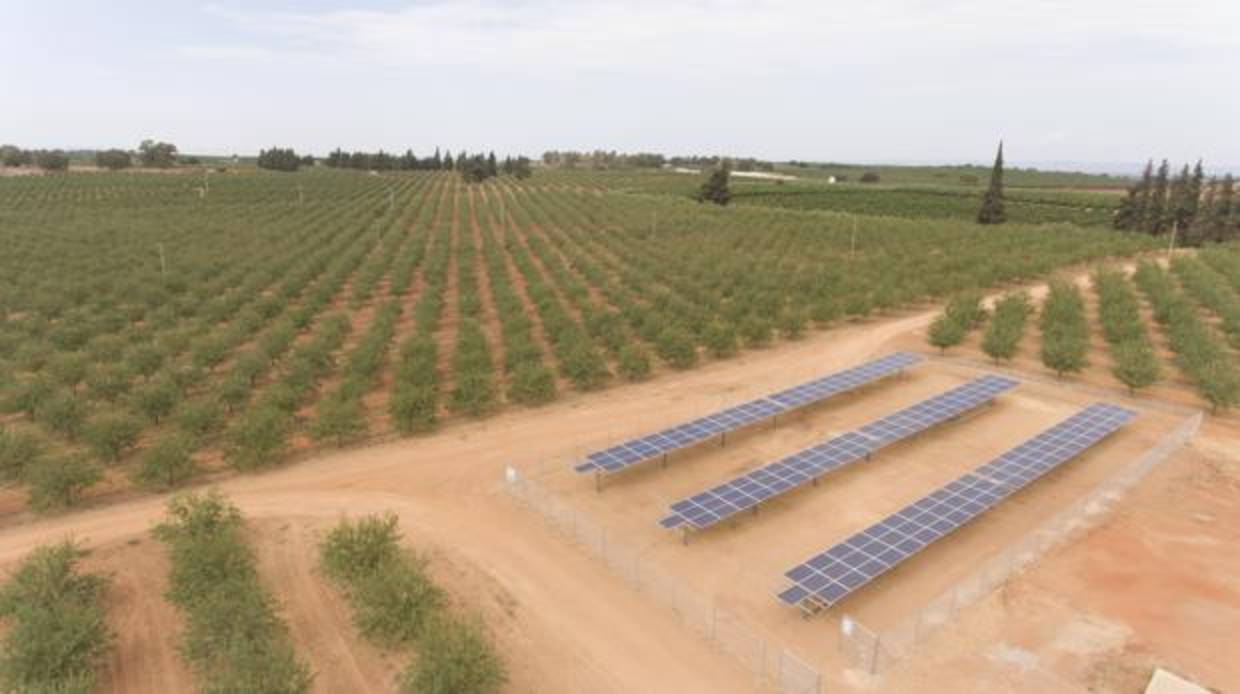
[3,1,1237,168]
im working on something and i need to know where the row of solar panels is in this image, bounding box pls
[574,352,922,476]
[776,403,1136,612]
[659,375,1020,531]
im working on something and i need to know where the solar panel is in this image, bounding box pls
[776,403,1135,612]
[574,352,922,477]
[660,375,1019,532]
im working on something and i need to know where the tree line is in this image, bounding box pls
[540,150,775,172]
[321,147,532,181]
[256,147,314,172]
[1114,159,1238,245]
[1,140,180,172]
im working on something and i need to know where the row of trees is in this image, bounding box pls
[320,514,507,693]
[459,152,533,183]
[1114,159,1240,244]
[0,541,113,692]
[927,292,987,352]
[155,492,313,691]
[1134,262,1239,411]
[257,147,313,172]
[323,147,533,180]
[981,292,1031,362]
[539,150,775,172]
[1092,267,1161,394]
[1,146,69,171]
[1,140,179,171]
[1038,280,1090,377]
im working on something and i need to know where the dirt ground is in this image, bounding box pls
[1,287,1237,693]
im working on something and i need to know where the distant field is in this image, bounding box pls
[0,168,1156,510]
[538,168,1123,226]
[731,184,1120,226]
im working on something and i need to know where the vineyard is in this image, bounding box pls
[0,169,1158,510]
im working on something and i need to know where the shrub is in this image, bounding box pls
[0,427,43,482]
[980,292,1030,363]
[0,541,113,694]
[703,321,738,359]
[84,412,143,463]
[311,395,367,447]
[778,308,808,340]
[389,386,438,435]
[617,344,652,381]
[134,433,196,489]
[738,315,772,348]
[927,313,966,353]
[1111,339,1161,395]
[225,406,290,471]
[656,326,698,369]
[508,363,556,406]
[400,617,506,694]
[36,392,87,440]
[175,397,224,437]
[27,453,102,511]
[1038,280,1089,377]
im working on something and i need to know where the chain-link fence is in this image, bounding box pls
[839,409,1203,674]
[505,471,823,694]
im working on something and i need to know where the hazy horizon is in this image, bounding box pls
[4,1,1238,168]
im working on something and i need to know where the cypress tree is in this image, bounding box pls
[1170,163,1194,233]
[1114,183,1142,230]
[1147,159,1170,234]
[486,151,498,178]
[976,140,1006,225]
[1221,175,1239,242]
[1186,179,1217,246]
[1133,160,1154,230]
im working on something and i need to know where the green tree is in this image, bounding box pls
[311,395,367,447]
[27,454,102,511]
[83,413,143,463]
[94,149,132,170]
[36,392,86,440]
[134,433,196,489]
[1147,159,1171,234]
[696,162,732,206]
[0,145,31,167]
[400,617,506,694]
[33,150,70,172]
[1111,339,1160,395]
[138,139,178,168]
[976,141,1006,224]
[927,313,966,353]
[0,541,113,694]
[616,344,651,381]
[0,428,43,482]
[225,406,290,470]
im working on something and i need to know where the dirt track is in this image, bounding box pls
[2,269,1237,693]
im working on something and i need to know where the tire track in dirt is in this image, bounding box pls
[250,517,400,694]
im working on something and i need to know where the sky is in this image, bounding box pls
[3,1,1238,170]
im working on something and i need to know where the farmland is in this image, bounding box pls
[0,169,1157,510]
[1,166,1238,694]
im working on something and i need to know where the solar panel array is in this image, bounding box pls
[574,352,921,476]
[776,403,1135,611]
[660,375,1019,531]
